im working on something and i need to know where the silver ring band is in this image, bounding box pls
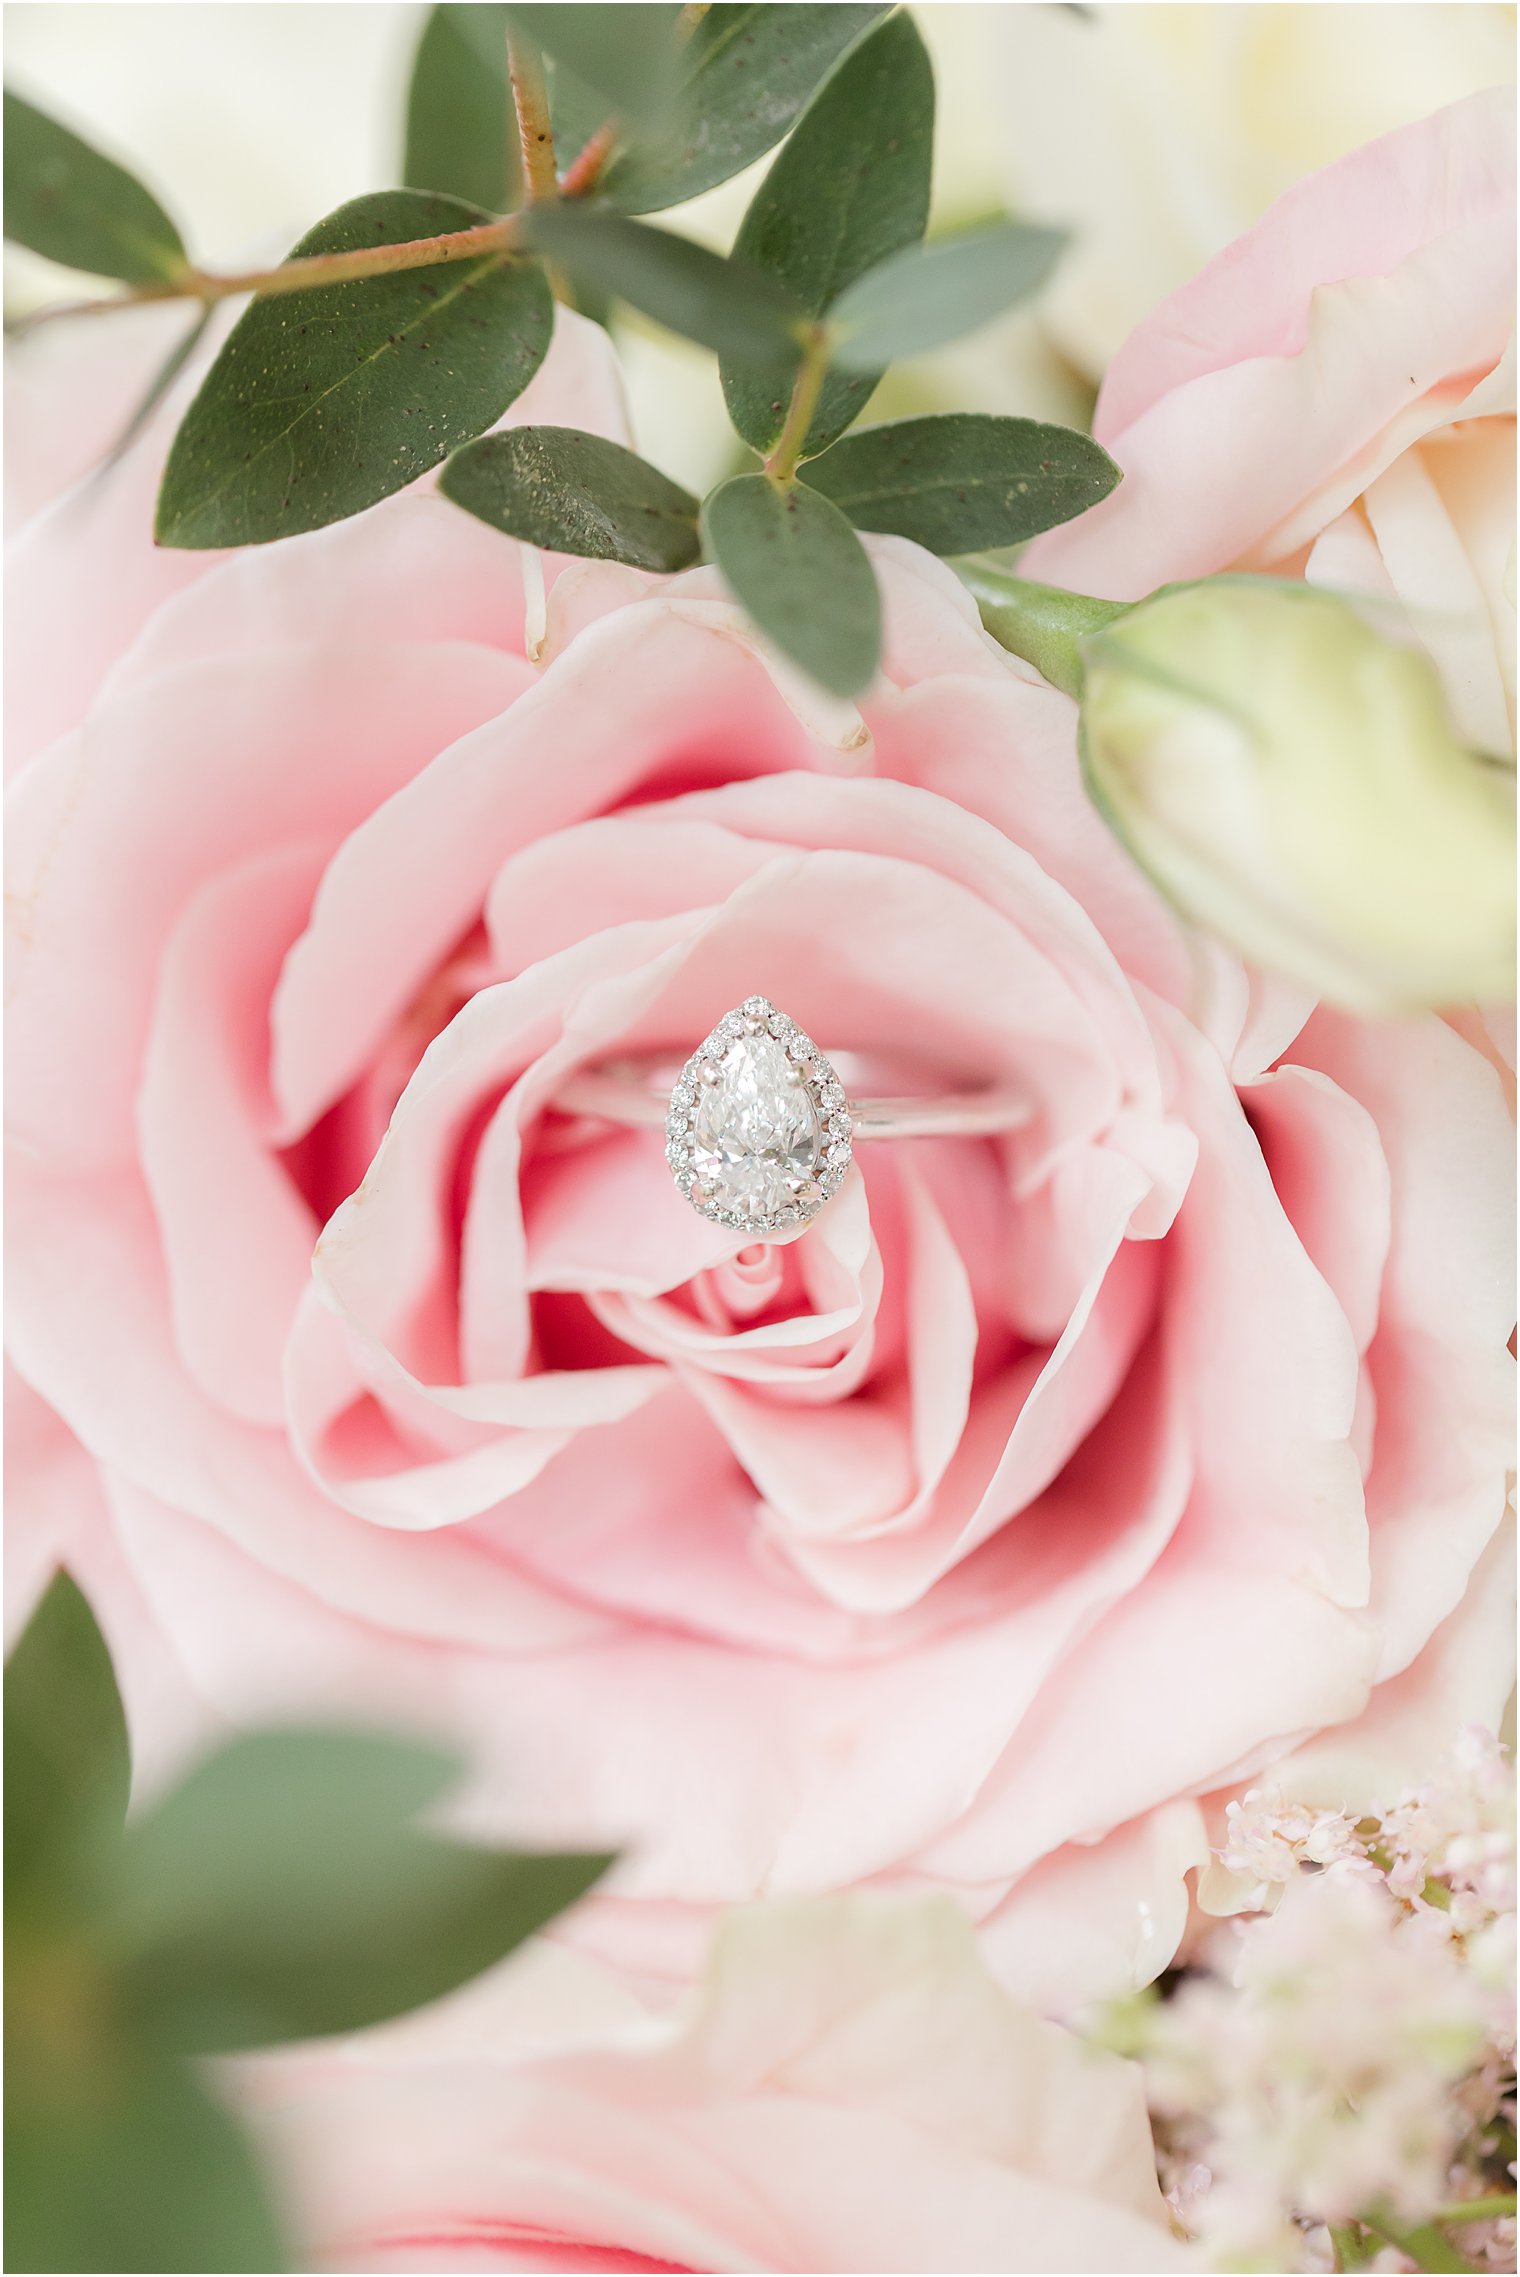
[556,996,1030,1241]
[555,1067,1033,1141]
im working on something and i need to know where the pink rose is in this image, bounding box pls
[231,1896,1187,2273]
[6,101,1512,2026]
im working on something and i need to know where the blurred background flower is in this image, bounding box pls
[988,1,1518,378]
[1124,1727,1518,2273]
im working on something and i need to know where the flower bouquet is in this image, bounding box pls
[4,6,1515,2273]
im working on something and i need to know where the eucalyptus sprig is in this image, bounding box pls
[3,3,1120,698]
[5,1573,612,2274]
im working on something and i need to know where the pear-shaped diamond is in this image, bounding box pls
[666,997,852,1236]
[692,1030,822,1211]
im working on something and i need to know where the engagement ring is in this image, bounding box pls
[556,996,1034,1238]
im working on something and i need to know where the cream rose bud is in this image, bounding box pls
[1075,580,1517,1017]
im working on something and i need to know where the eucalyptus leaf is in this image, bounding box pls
[5,2051,287,2274]
[404,5,519,214]
[829,221,1067,370]
[520,204,802,364]
[598,4,891,214]
[442,427,700,570]
[702,472,881,698]
[721,11,934,459]
[107,1727,613,2050]
[5,1571,130,1910]
[505,5,682,124]
[3,88,188,284]
[802,414,1120,554]
[155,189,552,548]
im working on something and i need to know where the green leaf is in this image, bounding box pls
[720,11,934,459]
[403,5,520,214]
[1363,2216,1471,2276]
[441,427,701,571]
[6,1572,131,1913]
[505,5,682,124]
[3,89,188,285]
[106,1728,613,2051]
[829,221,1067,370]
[5,2051,287,2274]
[702,472,880,697]
[520,204,802,364]
[802,414,1120,555]
[155,190,552,548]
[598,4,891,214]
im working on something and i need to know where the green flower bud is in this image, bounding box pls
[1075,580,1516,1015]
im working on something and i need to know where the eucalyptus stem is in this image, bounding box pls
[507,29,559,202]
[1430,2195,1518,2228]
[11,219,522,333]
[561,2,709,197]
[1329,2222,1367,2273]
[764,331,829,485]
[560,121,620,197]
[9,281,188,330]
[201,223,520,298]
[1362,2214,1472,2273]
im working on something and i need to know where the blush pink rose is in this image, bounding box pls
[229,1896,1188,2273]
[5,99,1513,2022]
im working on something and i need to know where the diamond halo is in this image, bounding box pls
[664,997,854,1237]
